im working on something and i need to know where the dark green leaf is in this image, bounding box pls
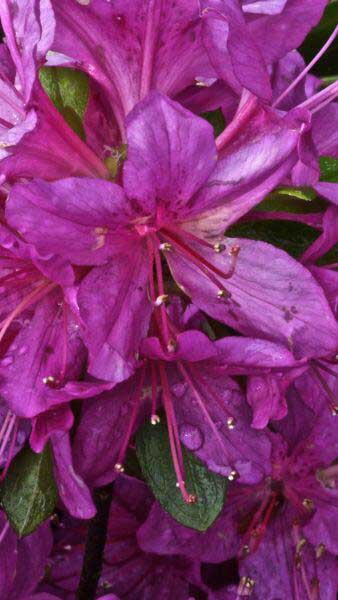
[136,420,227,531]
[1,445,58,537]
[39,67,89,139]
[258,189,325,214]
[320,156,338,182]
[202,109,226,137]
[227,220,320,258]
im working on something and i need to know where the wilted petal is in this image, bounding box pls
[167,238,338,359]
[124,92,217,213]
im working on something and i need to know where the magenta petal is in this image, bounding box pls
[30,404,74,453]
[315,182,338,206]
[7,177,132,265]
[173,371,272,483]
[51,431,96,519]
[137,501,239,562]
[73,381,138,487]
[247,374,288,428]
[0,293,85,418]
[124,92,217,213]
[214,336,296,372]
[167,238,338,359]
[246,0,328,63]
[141,330,217,362]
[78,250,151,383]
[201,0,271,100]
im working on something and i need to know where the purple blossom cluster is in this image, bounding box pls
[0,0,337,598]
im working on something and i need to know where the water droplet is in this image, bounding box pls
[180,424,203,451]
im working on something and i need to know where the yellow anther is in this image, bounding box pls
[150,414,160,425]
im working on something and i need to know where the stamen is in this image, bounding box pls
[0,520,10,545]
[159,362,193,503]
[237,576,255,596]
[302,498,314,511]
[150,362,159,424]
[316,543,325,559]
[273,25,338,107]
[150,414,160,425]
[228,469,238,481]
[166,338,177,353]
[114,367,146,472]
[227,417,236,430]
[214,242,226,253]
[159,242,172,252]
[154,294,169,306]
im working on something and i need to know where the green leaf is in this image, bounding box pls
[320,156,338,182]
[39,67,89,139]
[227,220,320,258]
[258,189,325,214]
[1,445,58,537]
[202,109,226,137]
[136,420,227,531]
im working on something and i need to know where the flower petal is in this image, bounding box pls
[7,177,132,265]
[167,238,338,359]
[124,92,217,213]
[51,431,96,519]
[78,249,151,383]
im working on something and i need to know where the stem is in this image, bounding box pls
[76,482,114,600]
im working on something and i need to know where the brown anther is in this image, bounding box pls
[238,576,255,595]
[187,494,197,504]
[302,498,314,511]
[114,463,125,473]
[214,242,226,253]
[228,469,238,481]
[316,543,326,559]
[331,405,338,416]
[101,581,113,591]
[167,338,177,353]
[150,414,160,425]
[155,294,169,306]
[227,417,236,430]
[159,242,172,252]
[217,289,228,299]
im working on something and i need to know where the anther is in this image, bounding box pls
[228,469,238,481]
[150,414,161,425]
[114,463,125,473]
[42,375,56,386]
[296,538,306,553]
[331,405,338,416]
[187,494,197,504]
[227,417,236,429]
[155,294,169,306]
[316,543,326,559]
[176,480,185,488]
[217,289,229,299]
[167,338,177,353]
[302,498,314,511]
[241,545,250,557]
[214,242,226,253]
[159,242,172,252]
[238,576,255,595]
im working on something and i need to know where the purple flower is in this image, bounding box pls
[0,1,54,159]
[71,298,299,502]
[6,92,337,387]
[39,476,208,600]
[138,391,338,599]
[0,510,53,600]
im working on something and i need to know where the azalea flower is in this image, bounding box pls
[6,92,338,389]
[138,391,338,599]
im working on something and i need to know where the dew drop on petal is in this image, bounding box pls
[180,424,204,451]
